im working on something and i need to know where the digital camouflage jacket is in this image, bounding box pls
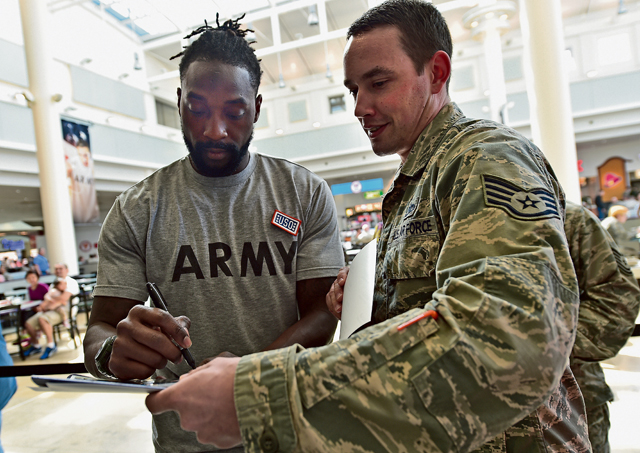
[234,104,590,452]
[565,201,640,408]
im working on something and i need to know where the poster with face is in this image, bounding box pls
[61,119,99,223]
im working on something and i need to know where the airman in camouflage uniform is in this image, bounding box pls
[146,2,591,451]
[564,201,640,453]
[600,205,637,255]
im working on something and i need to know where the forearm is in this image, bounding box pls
[572,283,640,362]
[263,310,337,351]
[236,259,577,452]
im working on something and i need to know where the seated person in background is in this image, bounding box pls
[354,223,374,246]
[26,269,49,301]
[48,279,71,329]
[24,264,79,360]
[601,205,639,254]
[53,263,80,298]
[0,267,5,283]
[21,270,50,347]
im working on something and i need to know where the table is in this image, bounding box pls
[0,300,42,360]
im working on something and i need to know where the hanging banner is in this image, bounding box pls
[61,119,100,223]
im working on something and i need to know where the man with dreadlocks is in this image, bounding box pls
[84,14,344,453]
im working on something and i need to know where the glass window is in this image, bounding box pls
[329,94,346,114]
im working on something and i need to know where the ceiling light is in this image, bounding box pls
[80,58,92,66]
[278,74,286,88]
[618,0,628,14]
[325,64,332,79]
[14,90,34,103]
[275,129,284,135]
[313,122,321,128]
[307,5,319,26]
[586,70,598,78]
[133,52,142,70]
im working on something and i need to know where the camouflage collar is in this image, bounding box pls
[400,102,464,178]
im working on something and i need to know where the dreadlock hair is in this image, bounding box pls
[171,14,262,93]
[348,0,452,89]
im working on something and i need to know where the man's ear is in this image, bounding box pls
[176,87,182,116]
[254,94,263,123]
[429,50,451,95]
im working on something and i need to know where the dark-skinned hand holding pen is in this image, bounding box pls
[85,293,194,382]
[109,304,193,381]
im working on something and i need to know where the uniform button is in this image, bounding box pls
[259,426,279,453]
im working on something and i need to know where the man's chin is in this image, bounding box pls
[190,153,247,177]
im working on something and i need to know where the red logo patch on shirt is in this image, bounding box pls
[271,210,301,236]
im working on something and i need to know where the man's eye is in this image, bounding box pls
[226,109,246,119]
[187,102,206,114]
[373,80,386,88]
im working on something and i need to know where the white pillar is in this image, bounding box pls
[482,23,508,123]
[463,1,517,124]
[519,0,581,204]
[19,0,79,275]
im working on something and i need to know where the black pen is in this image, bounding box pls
[146,282,196,369]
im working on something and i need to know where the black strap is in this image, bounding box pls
[0,363,87,377]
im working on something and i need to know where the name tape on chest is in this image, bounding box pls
[482,174,560,221]
[271,210,301,236]
[390,216,438,242]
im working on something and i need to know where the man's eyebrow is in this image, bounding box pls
[185,92,249,106]
[344,66,395,87]
[225,98,249,106]
[186,92,206,101]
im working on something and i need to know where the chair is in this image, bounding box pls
[78,283,95,323]
[53,297,81,348]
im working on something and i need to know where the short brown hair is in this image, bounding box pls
[348,0,452,86]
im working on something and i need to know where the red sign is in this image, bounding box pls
[79,240,92,253]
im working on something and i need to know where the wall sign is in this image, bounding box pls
[331,178,383,196]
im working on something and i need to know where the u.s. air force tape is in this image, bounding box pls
[482,174,560,221]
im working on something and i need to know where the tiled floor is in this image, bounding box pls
[2,326,640,452]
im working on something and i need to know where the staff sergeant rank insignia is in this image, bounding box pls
[482,174,560,221]
[271,210,301,236]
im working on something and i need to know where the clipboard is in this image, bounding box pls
[31,374,177,393]
[340,239,377,339]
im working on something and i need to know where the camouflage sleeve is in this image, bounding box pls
[234,130,580,452]
[565,202,640,363]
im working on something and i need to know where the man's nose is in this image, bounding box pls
[203,114,228,140]
[353,92,374,119]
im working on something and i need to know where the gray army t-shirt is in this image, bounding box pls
[95,153,344,452]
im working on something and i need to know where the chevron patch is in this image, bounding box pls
[612,247,633,277]
[482,174,560,221]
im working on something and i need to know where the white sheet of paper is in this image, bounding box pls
[339,239,377,340]
[31,375,175,393]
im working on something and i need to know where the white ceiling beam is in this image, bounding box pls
[143,0,329,51]
[256,27,348,57]
[147,27,349,84]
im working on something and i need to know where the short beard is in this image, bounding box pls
[183,132,253,177]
